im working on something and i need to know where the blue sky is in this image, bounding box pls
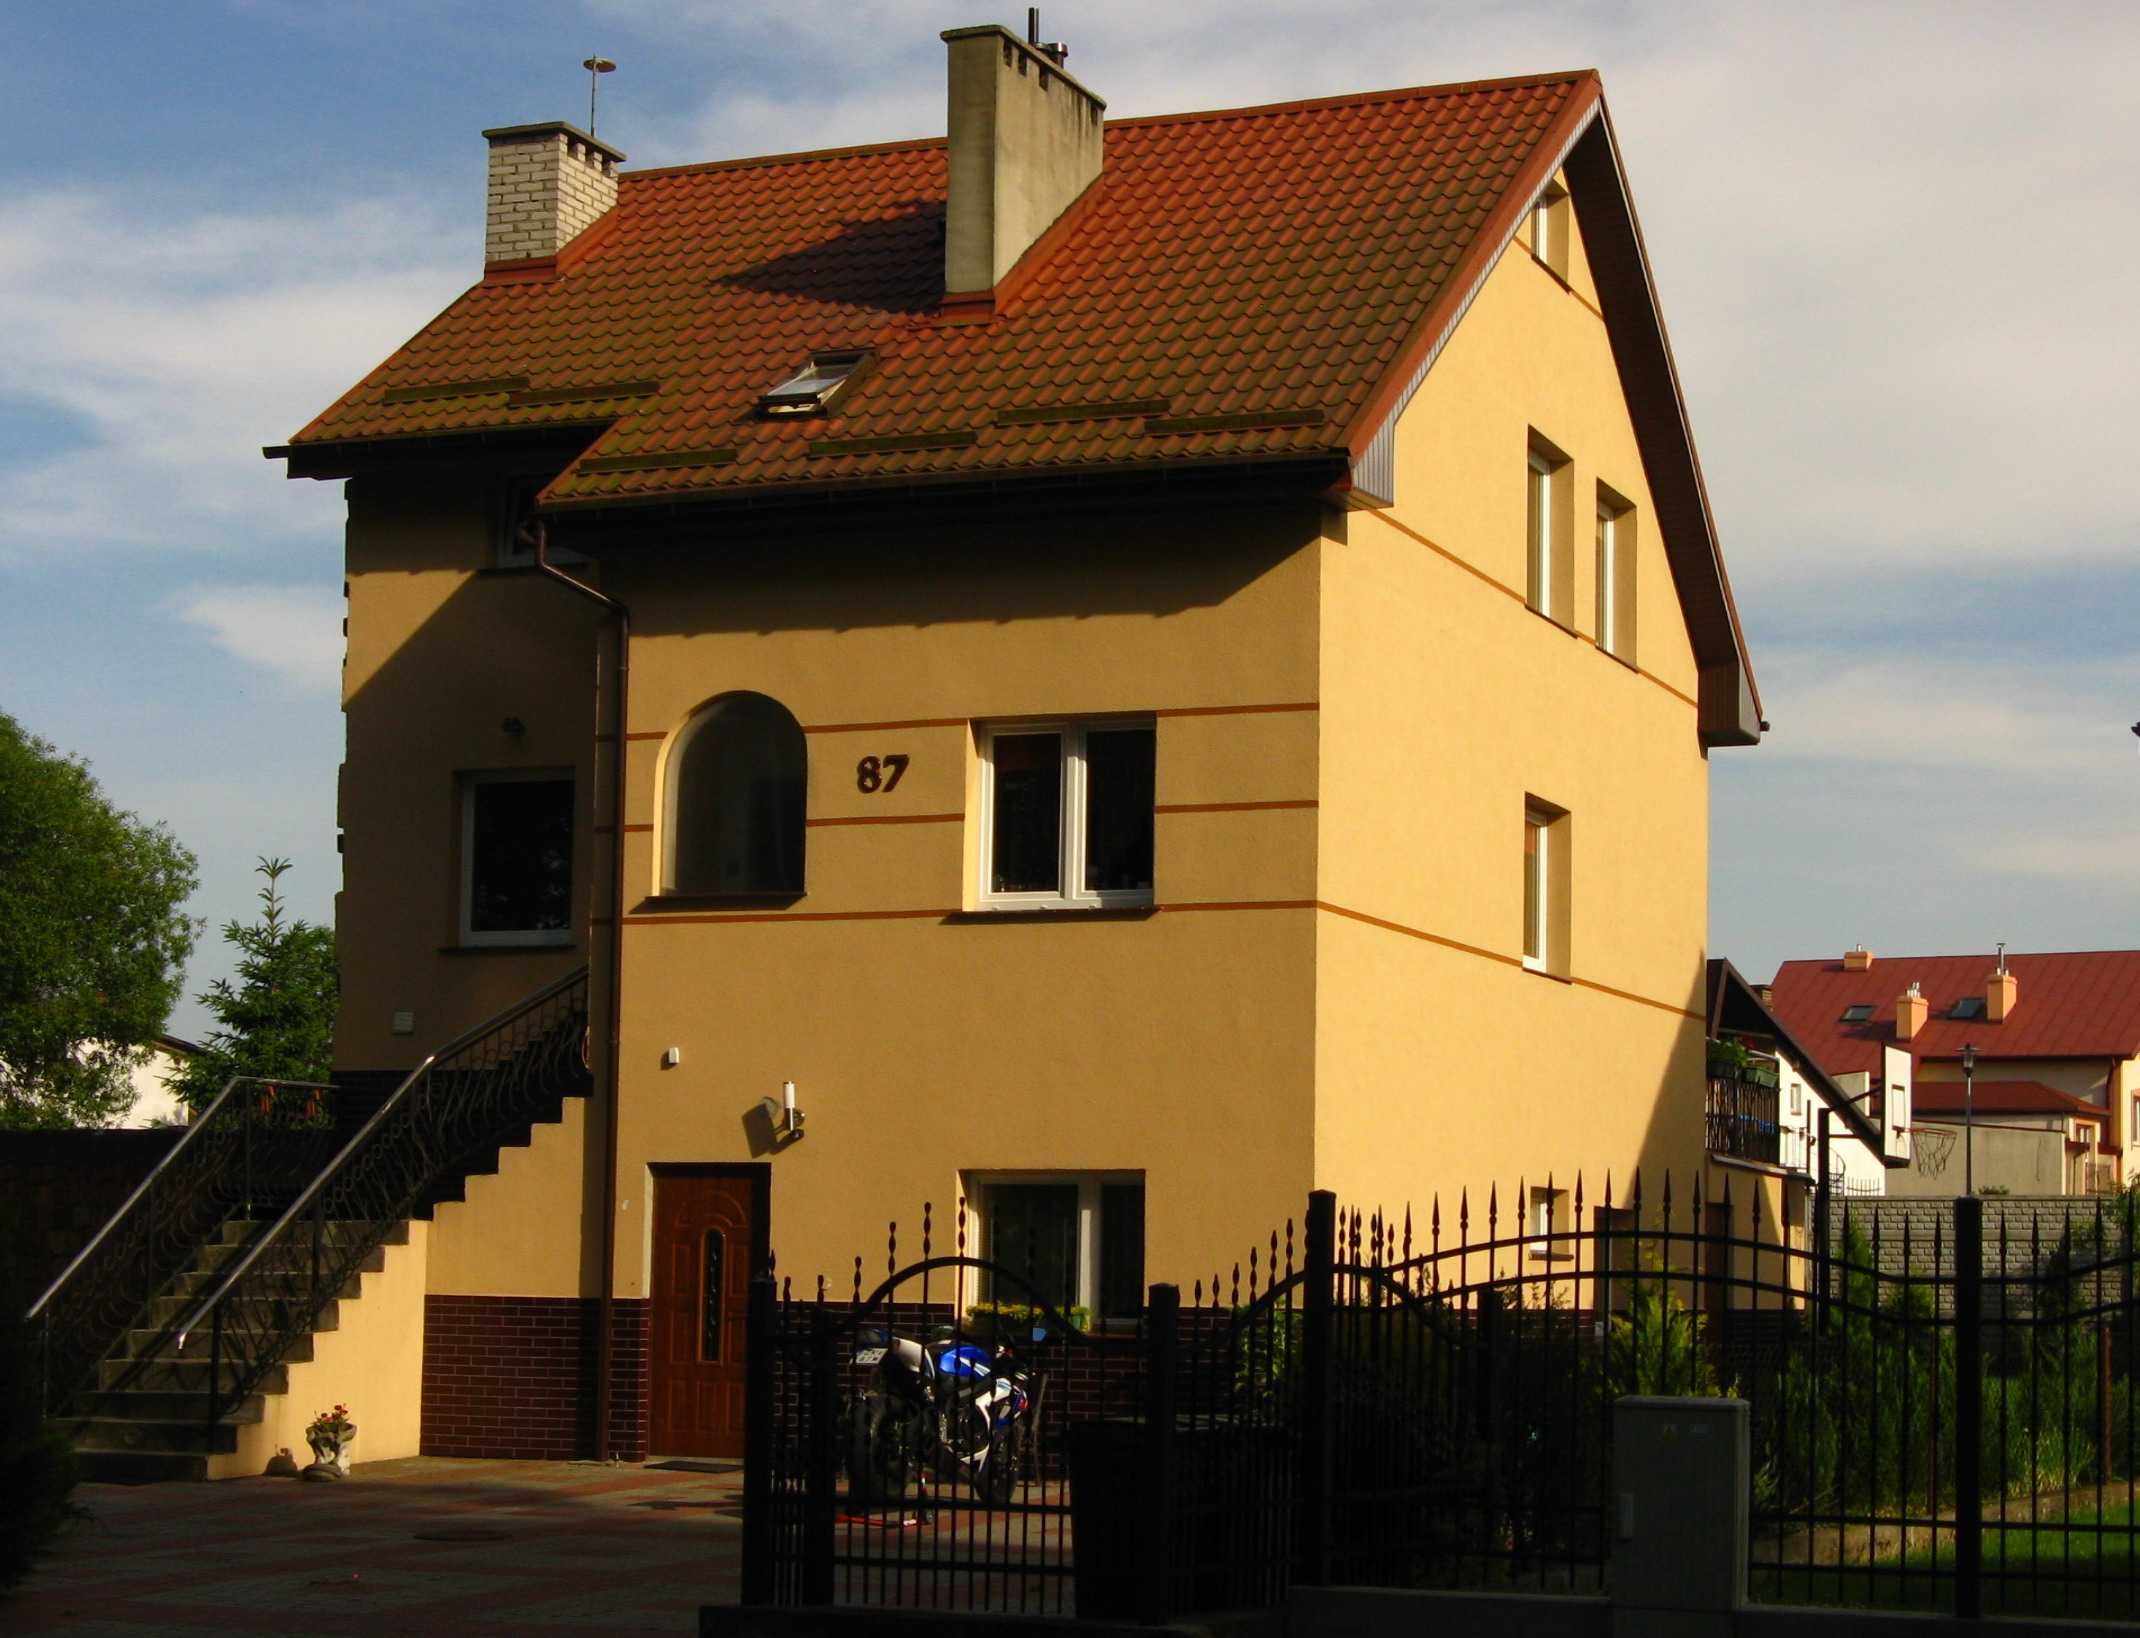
[3,2,2137,1039]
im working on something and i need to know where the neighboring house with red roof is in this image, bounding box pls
[63,22,1763,1478]
[1766,947,2140,1199]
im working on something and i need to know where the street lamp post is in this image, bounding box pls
[1962,1041,1978,1197]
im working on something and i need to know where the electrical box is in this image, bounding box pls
[1612,1396,1747,1629]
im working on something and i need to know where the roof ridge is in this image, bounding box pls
[617,69,1595,183]
[1103,69,1594,131]
[1779,948,2140,969]
[623,133,945,181]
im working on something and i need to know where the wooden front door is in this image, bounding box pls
[649,1169,763,1458]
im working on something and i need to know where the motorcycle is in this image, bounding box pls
[845,1322,1045,1506]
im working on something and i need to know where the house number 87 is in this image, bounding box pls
[855,754,909,793]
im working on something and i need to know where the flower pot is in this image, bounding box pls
[303,1425,356,1480]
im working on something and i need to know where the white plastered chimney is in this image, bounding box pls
[941,24,1105,298]
[482,122,625,268]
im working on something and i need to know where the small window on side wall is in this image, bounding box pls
[977,721,1155,909]
[1523,797,1570,976]
[1525,433,1572,622]
[461,771,575,946]
[667,693,807,897]
[1595,485,1636,662]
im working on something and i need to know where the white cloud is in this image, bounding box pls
[175,583,344,694]
[0,188,466,561]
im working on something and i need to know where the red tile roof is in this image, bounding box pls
[285,74,1598,507]
[1912,1080,2104,1119]
[1766,951,2140,1078]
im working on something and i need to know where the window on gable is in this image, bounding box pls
[972,1173,1146,1324]
[1525,432,1572,621]
[757,350,869,417]
[977,721,1155,909]
[460,770,575,947]
[1842,1003,1876,1024]
[1595,484,1636,661]
[666,693,807,896]
[1529,180,1570,281]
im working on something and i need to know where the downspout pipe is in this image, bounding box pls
[532,519,630,1461]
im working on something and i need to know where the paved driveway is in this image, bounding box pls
[5,1457,742,1636]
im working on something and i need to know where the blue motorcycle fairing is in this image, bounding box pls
[936,1343,994,1379]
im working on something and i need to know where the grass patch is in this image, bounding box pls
[1753,1502,2140,1618]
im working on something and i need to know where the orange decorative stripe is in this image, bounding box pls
[803,716,968,735]
[622,823,654,833]
[1149,702,1318,719]
[807,813,962,828]
[1155,800,1318,815]
[1571,974,1704,1021]
[1369,513,1697,711]
[623,730,666,741]
[1157,899,1317,915]
[1313,901,1523,969]
[625,907,953,927]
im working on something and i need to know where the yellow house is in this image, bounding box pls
[227,27,1762,1469]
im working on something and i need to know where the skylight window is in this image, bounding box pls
[1842,1003,1875,1024]
[758,351,869,417]
[1950,996,1986,1021]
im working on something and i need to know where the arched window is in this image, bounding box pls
[666,693,806,895]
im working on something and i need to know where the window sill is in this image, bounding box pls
[948,905,1158,924]
[1526,1247,1576,1263]
[1522,962,1573,985]
[1596,643,1640,675]
[1526,604,1582,641]
[439,941,578,956]
[634,892,804,913]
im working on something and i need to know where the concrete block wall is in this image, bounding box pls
[1828,1195,2134,1317]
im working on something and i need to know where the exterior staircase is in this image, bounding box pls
[29,968,590,1484]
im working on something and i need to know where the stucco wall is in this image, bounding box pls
[602,504,1324,1296]
[1311,194,1711,1218]
[338,473,600,1073]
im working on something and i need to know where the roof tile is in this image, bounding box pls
[290,75,1588,506]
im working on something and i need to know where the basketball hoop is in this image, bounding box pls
[1914,1127,1957,1179]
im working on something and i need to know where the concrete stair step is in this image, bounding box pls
[123,1326,319,1364]
[60,1415,245,1456]
[75,1388,266,1423]
[96,1357,288,1395]
[149,1289,354,1327]
[73,1448,210,1485]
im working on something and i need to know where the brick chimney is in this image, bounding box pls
[482,122,624,268]
[1895,981,1928,1041]
[941,23,1105,303]
[1843,946,1874,972]
[1987,948,2018,1023]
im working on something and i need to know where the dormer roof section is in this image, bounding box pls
[276,68,1757,742]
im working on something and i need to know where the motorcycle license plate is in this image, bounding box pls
[853,1347,887,1365]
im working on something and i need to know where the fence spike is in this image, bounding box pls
[922,1200,933,1260]
[852,1255,862,1305]
[1271,1228,1281,1288]
[956,1195,967,1258]
[767,1247,778,1279]
[1574,1172,1584,1226]
[1631,1168,1642,1222]
[1603,1171,1613,1213]
[887,1220,897,1279]
[1661,1169,1673,1229]
[1231,1261,1242,1307]
[781,1274,792,1303]
[1285,1218,1295,1279]
[1195,1277,1204,1306]
[1249,1244,1260,1302]
[1459,1187,1469,1239]
[816,1274,825,1303]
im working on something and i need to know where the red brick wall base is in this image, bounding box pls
[421,1295,599,1460]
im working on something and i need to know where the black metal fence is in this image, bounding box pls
[743,1179,2140,1622]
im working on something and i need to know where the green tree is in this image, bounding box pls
[176,859,337,1108]
[0,712,198,1129]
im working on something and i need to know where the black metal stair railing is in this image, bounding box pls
[141,966,589,1425]
[26,1076,339,1418]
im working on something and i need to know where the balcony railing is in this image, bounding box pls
[1705,1056,1781,1166]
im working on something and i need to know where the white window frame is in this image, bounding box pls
[1596,500,1617,654]
[1523,808,1550,971]
[976,719,1155,911]
[1531,195,1553,266]
[1527,451,1554,618]
[459,768,576,949]
[963,1170,1145,1322]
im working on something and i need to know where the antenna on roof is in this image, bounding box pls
[582,55,617,136]
[1026,6,1068,64]
[1996,940,2007,974]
